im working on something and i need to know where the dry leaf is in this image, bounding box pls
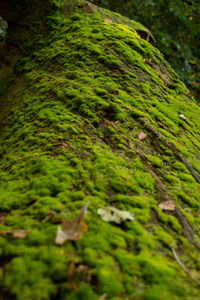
[67,261,90,290]
[55,202,89,245]
[138,131,147,141]
[77,264,91,282]
[77,264,89,272]
[104,17,112,23]
[179,114,186,121]
[97,207,134,224]
[67,259,78,290]
[0,229,31,238]
[188,92,193,98]
[61,141,67,149]
[12,229,31,238]
[158,200,176,211]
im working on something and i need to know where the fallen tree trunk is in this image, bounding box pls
[0,1,200,299]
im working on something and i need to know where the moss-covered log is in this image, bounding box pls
[1,1,200,299]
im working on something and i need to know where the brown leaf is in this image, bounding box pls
[158,200,176,211]
[77,264,89,272]
[67,259,78,290]
[0,229,31,238]
[13,229,31,238]
[138,130,147,141]
[143,58,151,64]
[55,202,89,245]
[77,264,91,282]
[61,141,68,149]
[104,17,112,23]
[188,92,193,98]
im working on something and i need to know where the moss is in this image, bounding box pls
[4,257,56,300]
[153,206,182,233]
[64,283,98,300]
[145,155,164,168]
[154,226,176,248]
[97,259,124,296]
[178,173,196,183]
[0,1,200,299]
[173,161,189,173]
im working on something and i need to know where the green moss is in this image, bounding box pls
[173,161,189,173]
[0,1,200,299]
[65,284,98,300]
[4,257,56,300]
[145,155,164,168]
[153,206,182,233]
[154,226,176,248]
[178,173,196,183]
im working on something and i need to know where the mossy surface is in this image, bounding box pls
[0,0,200,299]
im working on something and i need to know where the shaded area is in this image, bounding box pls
[93,0,200,100]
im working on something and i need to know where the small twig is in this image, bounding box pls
[172,247,200,286]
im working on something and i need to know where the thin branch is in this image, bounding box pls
[172,247,200,286]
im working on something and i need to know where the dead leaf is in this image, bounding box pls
[55,202,89,245]
[77,264,89,272]
[12,229,31,238]
[77,264,91,282]
[61,141,68,149]
[179,114,186,121]
[67,259,78,290]
[138,131,147,141]
[0,229,31,238]
[97,207,134,224]
[188,92,193,98]
[158,200,176,211]
[104,17,112,23]
[143,58,151,64]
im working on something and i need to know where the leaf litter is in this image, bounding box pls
[55,201,89,245]
[158,200,176,211]
[0,229,31,238]
[138,130,147,141]
[97,207,134,224]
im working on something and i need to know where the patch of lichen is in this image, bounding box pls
[0,1,200,299]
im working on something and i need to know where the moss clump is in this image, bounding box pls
[145,155,164,168]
